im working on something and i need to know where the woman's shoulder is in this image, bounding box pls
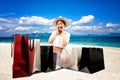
[64,31,70,36]
[51,30,57,34]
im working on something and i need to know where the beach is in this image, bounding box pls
[0,43,120,80]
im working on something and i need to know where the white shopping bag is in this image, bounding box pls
[33,39,41,73]
[57,46,82,70]
[60,47,75,68]
[70,47,82,70]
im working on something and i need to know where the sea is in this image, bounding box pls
[0,33,120,48]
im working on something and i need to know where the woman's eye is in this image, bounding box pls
[57,23,63,26]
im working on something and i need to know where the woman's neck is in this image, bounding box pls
[58,30,64,34]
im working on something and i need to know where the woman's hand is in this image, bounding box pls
[55,30,59,36]
[49,30,58,44]
[53,46,63,54]
[61,32,67,47]
[49,30,60,44]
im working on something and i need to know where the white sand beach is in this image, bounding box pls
[0,43,120,80]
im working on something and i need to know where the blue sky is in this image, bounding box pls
[0,0,120,36]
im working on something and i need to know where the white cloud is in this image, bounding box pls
[72,15,94,25]
[109,28,114,32]
[1,15,120,36]
[0,18,14,23]
[49,26,56,30]
[33,31,40,33]
[0,18,19,29]
[19,16,54,26]
[118,29,120,31]
[6,29,13,33]
[14,26,32,31]
[106,23,120,27]
[0,26,4,30]
[71,25,101,30]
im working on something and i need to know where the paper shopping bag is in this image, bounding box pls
[13,35,29,78]
[29,39,41,74]
[40,45,55,72]
[28,39,35,75]
[32,39,41,73]
[79,47,105,73]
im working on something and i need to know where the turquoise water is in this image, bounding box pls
[70,36,120,48]
[0,35,120,48]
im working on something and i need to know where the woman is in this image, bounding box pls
[48,16,70,69]
[49,16,70,54]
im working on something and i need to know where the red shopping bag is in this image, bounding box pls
[28,39,35,74]
[13,35,29,78]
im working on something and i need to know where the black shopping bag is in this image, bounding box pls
[40,45,56,72]
[79,47,105,73]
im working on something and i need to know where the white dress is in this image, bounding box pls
[49,31,71,69]
[49,31,70,48]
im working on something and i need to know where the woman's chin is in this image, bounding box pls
[58,30,62,33]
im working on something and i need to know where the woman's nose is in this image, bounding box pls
[58,26,63,28]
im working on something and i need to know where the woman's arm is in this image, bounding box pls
[49,35,56,44]
[48,31,58,44]
[62,32,70,47]
[62,36,67,47]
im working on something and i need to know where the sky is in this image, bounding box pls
[0,0,120,37]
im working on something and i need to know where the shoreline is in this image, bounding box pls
[0,42,120,49]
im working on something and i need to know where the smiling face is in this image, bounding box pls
[56,20,65,33]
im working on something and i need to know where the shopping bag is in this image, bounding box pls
[13,35,29,78]
[55,46,82,71]
[72,47,82,71]
[59,48,75,68]
[29,39,41,73]
[40,45,55,72]
[32,39,41,73]
[79,47,105,73]
[28,39,35,75]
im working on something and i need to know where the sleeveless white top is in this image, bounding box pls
[49,31,70,48]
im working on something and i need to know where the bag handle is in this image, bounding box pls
[29,39,34,51]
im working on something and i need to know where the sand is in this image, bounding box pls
[0,43,120,80]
